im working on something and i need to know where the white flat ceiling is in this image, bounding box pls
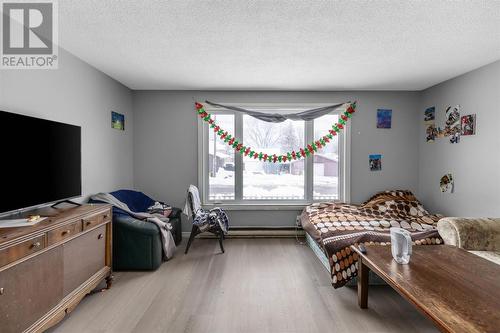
[59,1,500,91]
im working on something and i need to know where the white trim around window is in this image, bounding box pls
[197,103,351,210]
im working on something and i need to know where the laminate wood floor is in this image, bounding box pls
[50,238,438,333]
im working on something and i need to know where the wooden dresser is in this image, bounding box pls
[0,204,113,333]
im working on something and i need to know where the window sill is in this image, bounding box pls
[201,203,309,211]
[202,200,341,211]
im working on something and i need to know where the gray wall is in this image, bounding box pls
[4,50,495,224]
[2,46,496,224]
[0,48,134,203]
[133,91,421,230]
[418,60,500,216]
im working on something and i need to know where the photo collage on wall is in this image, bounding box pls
[424,105,476,143]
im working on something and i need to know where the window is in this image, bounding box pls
[199,104,350,207]
[243,116,305,200]
[313,114,339,201]
[208,114,235,201]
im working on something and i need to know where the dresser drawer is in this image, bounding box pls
[47,221,82,245]
[63,225,107,295]
[82,210,110,231]
[0,235,45,267]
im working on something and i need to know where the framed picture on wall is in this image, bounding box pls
[111,111,125,131]
[369,154,382,171]
[424,106,435,125]
[377,109,392,128]
[461,114,476,135]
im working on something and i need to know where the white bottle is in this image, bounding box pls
[390,227,412,264]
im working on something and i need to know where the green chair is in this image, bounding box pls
[90,189,182,270]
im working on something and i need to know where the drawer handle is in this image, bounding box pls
[0,287,4,295]
[98,234,104,240]
[103,214,108,219]
[86,221,92,226]
[31,241,41,249]
[62,229,71,236]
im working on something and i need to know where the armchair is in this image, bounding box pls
[437,217,500,265]
[89,189,182,270]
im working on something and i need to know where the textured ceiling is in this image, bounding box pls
[59,0,500,90]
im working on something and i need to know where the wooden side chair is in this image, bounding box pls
[184,191,225,254]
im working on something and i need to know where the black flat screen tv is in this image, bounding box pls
[0,110,81,214]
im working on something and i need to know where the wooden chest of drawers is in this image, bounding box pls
[0,204,112,333]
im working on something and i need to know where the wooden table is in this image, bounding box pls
[351,245,500,333]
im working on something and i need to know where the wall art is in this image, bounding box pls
[445,105,460,144]
[369,154,382,171]
[377,109,392,128]
[426,124,438,142]
[424,106,435,125]
[111,111,125,131]
[440,173,454,193]
[461,114,476,135]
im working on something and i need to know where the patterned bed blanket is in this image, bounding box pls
[301,190,443,288]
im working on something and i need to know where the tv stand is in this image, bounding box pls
[0,204,113,332]
[51,199,82,208]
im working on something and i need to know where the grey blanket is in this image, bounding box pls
[205,100,349,123]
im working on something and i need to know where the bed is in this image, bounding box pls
[301,190,443,288]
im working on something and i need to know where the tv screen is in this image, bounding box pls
[0,111,81,214]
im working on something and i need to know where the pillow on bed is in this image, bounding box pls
[362,190,416,205]
[362,190,428,215]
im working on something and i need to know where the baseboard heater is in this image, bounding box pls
[182,226,305,238]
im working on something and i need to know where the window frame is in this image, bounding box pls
[198,103,351,210]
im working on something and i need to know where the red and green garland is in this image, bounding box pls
[195,101,356,163]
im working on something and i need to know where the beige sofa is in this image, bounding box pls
[437,217,500,265]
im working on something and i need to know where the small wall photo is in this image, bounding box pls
[440,173,454,193]
[426,124,438,143]
[424,106,435,125]
[111,111,125,131]
[461,114,476,135]
[376,109,392,128]
[369,154,382,171]
[445,105,460,144]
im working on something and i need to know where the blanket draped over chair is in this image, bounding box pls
[91,192,176,259]
[182,185,229,254]
[183,185,229,233]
